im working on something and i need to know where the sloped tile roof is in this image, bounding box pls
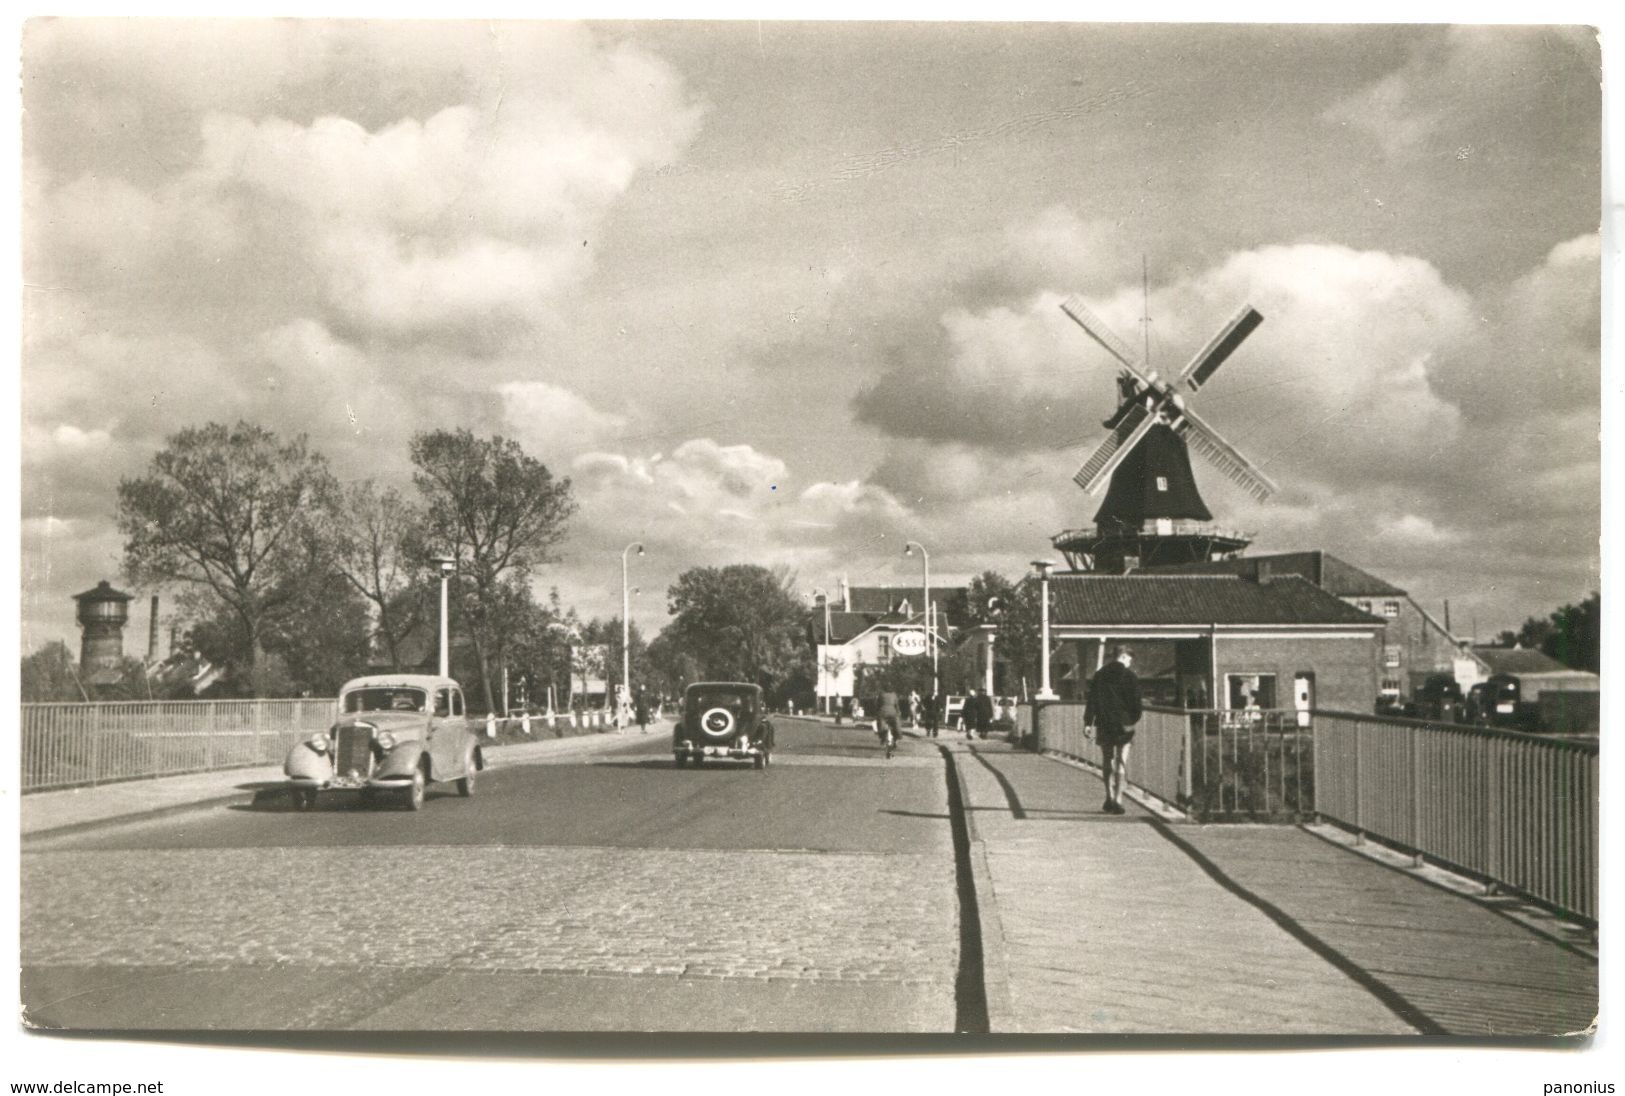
[1471,646,1585,676]
[1142,550,1406,597]
[1051,574,1382,627]
[845,586,958,616]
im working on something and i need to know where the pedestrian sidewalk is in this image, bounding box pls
[947,739,1598,1036]
[20,721,667,838]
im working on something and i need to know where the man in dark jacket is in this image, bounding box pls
[1084,645,1143,814]
[967,687,995,740]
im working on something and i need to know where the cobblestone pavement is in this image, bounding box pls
[24,845,955,981]
[22,728,961,1031]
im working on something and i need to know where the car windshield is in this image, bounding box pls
[344,687,428,714]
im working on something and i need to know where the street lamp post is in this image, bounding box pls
[904,542,936,694]
[1031,560,1058,700]
[621,542,644,729]
[432,556,457,678]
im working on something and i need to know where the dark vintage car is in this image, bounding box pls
[285,674,484,810]
[673,682,774,769]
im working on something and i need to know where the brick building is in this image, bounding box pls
[1041,572,1384,716]
[1143,550,1462,704]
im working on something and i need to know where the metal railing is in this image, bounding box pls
[1313,711,1598,922]
[1027,702,1192,809]
[1187,709,1314,819]
[22,699,338,792]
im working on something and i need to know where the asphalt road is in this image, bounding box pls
[21,718,963,1033]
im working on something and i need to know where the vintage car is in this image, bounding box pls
[673,682,774,768]
[285,674,484,810]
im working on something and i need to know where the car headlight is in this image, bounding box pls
[376,731,397,750]
[308,733,330,753]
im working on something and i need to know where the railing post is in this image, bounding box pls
[206,701,218,771]
[1352,718,1363,844]
[1409,725,1424,865]
[90,704,102,786]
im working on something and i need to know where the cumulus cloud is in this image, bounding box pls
[1322,26,1598,158]
[27,25,705,338]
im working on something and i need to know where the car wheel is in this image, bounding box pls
[753,753,765,770]
[456,749,477,797]
[674,754,687,768]
[291,787,313,811]
[405,765,427,811]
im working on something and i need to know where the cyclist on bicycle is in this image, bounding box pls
[874,689,903,757]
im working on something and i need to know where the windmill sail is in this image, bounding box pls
[1174,404,1278,502]
[1179,305,1264,393]
[1061,296,1153,384]
[1074,403,1155,492]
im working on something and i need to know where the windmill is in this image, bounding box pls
[1051,286,1276,573]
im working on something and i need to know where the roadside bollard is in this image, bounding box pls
[520,710,532,736]
[485,711,497,739]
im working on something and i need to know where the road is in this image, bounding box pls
[21,718,966,1032]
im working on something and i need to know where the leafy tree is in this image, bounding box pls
[21,641,88,702]
[1544,592,1600,672]
[117,422,341,691]
[663,564,811,692]
[410,429,577,712]
[949,569,1043,696]
[330,480,432,670]
[1499,592,1600,673]
[853,654,935,700]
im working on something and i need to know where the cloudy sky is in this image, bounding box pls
[18,20,1601,654]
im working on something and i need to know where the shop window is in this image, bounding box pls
[1226,673,1277,710]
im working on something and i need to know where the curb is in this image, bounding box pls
[939,741,1016,1034]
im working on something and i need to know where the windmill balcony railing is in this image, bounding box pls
[1017,702,1598,923]
[1052,522,1256,542]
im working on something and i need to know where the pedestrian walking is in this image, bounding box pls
[908,689,922,728]
[634,689,650,734]
[1084,644,1144,814]
[923,692,940,738]
[967,687,994,740]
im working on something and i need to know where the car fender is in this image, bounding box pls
[376,745,429,781]
[285,741,335,782]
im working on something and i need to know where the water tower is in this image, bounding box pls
[72,580,133,684]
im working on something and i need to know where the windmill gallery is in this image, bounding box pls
[960,286,1483,720]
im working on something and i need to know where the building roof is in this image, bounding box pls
[1141,550,1406,597]
[72,579,134,604]
[1470,646,1585,676]
[1050,574,1383,628]
[844,586,957,616]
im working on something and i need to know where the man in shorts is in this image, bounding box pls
[1084,644,1143,815]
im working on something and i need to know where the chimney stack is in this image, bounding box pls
[841,574,851,612]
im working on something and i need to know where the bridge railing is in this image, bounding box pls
[1026,701,1192,809]
[1312,710,1598,923]
[21,699,338,792]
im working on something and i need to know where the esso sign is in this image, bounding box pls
[892,630,928,657]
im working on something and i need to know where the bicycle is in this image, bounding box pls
[876,716,900,759]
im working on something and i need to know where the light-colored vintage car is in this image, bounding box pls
[285,674,484,811]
